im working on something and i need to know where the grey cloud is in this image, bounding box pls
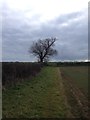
[51,11,83,25]
[2,7,88,61]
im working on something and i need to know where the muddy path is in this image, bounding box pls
[60,69,89,119]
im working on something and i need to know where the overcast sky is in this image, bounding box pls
[2,0,89,62]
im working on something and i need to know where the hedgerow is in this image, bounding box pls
[2,62,43,88]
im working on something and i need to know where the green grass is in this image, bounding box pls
[2,67,69,118]
[60,66,88,96]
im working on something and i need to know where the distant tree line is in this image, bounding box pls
[57,61,90,66]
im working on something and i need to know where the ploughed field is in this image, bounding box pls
[2,65,89,118]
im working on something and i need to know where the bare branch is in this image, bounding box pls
[29,38,57,62]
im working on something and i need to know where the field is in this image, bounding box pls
[2,64,89,119]
[60,66,88,96]
[60,66,88,118]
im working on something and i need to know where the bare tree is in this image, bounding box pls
[29,38,57,62]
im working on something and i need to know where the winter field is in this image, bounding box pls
[2,62,89,119]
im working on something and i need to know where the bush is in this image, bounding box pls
[2,62,43,88]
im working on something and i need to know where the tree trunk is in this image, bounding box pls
[40,58,43,63]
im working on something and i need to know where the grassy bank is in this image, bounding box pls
[2,67,69,118]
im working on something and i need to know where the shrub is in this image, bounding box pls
[2,62,42,88]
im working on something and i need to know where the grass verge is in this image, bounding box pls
[3,67,69,118]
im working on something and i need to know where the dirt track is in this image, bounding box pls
[60,69,89,119]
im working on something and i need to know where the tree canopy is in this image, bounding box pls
[29,38,57,62]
